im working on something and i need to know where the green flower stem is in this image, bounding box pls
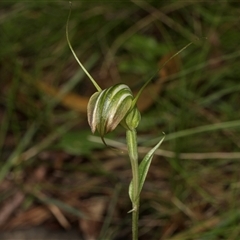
[132,197,139,240]
[126,129,139,240]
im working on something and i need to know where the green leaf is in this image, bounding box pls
[56,130,104,156]
[138,135,165,196]
[128,135,165,202]
[129,179,134,203]
[119,58,154,74]
[124,34,159,60]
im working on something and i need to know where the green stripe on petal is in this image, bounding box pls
[87,91,101,133]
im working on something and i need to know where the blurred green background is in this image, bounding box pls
[1,1,240,240]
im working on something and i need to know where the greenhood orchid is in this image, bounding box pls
[66,5,195,239]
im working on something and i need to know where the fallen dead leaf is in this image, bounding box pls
[0,191,25,227]
[3,206,51,230]
[79,197,108,240]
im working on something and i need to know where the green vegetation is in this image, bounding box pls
[0,1,240,239]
